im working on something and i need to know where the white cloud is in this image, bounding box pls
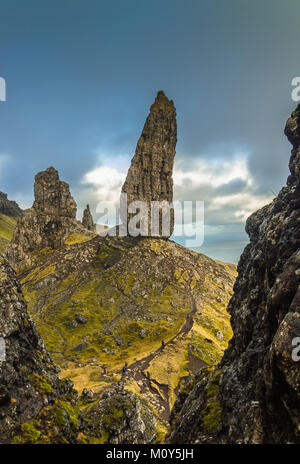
[173,156,274,225]
[82,165,126,203]
[174,157,249,188]
[80,154,274,254]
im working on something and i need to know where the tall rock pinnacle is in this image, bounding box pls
[82,204,95,232]
[121,90,177,237]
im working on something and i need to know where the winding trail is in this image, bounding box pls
[123,292,199,422]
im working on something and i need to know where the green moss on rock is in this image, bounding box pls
[201,370,221,434]
[12,420,41,444]
[28,373,53,395]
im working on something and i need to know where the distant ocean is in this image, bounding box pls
[188,240,249,265]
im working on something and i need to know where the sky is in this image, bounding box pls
[0,0,299,263]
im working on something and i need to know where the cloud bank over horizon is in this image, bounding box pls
[0,0,298,263]
[76,147,275,263]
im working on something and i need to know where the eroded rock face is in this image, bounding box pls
[121,91,177,237]
[33,167,76,218]
[0,257,79,443]
[0,192,22,218]
[83,382,157,444]
[82,204,95,232]
[167,104,300,444]
[6,167,91,267]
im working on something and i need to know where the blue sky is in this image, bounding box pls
[0,0,299,263]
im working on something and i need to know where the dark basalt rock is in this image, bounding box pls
[0,257,80,444]
[167,104,300,444]
[0,191,22,218]
[83,382,157,444]
[120,91,177,238]
[71,341,88,351]
[75,313,88,324]
[6,167,92,267]
[82,204,95,232]
[33,167,76,218]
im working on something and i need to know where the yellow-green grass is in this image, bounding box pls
[20,235,235,421]
[64,232,96,245]
[147,336,190,409]
[0,213,16,253]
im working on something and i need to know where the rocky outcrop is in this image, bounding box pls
[121,91,177,238]
[6,167,92,268]
[83,382,157,444]
[0,256,80,444]
[82,204,95,232]
[167,104,300,444]
[0,192,22,218]
[33,167,76,217]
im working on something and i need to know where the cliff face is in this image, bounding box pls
[6,167,93,268]
[0,192,22,218]
[0,257,80,444]
[167,105,300,444]
[121,91,177,238]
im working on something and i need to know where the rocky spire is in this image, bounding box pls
[33,166,77,217]
[120,90,177,237]
[0,191,22,218]
[284,103,300,185]
[82,204,95,232]
[6,167,91,267]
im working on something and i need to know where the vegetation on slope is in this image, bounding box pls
[0,213,16,253]
[18,231,236,439]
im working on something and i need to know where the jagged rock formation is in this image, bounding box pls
[167,105,300,444]
[0,257,81,444]
[6,167,93,268]
[0,191,22,218]
[33,167,77,217]
[82,204,95,232]
[83,382,157,444]
[121,91,177,237]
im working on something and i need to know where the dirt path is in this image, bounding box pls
[124,292,199,422]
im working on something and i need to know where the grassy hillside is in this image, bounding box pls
[18,232,236,433]
[0,213,16,253]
